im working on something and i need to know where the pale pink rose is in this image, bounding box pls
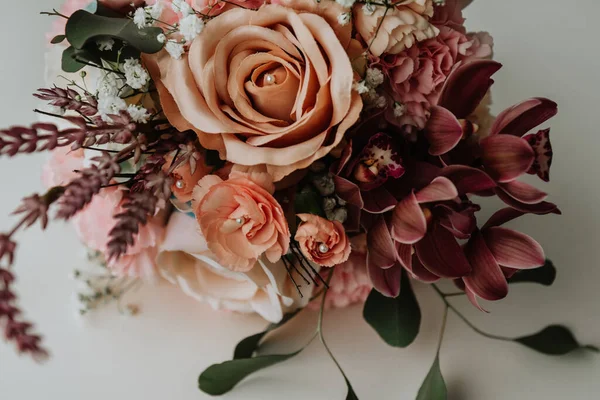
[144,1,362,182]
[192,171,290,272]
[157,212,310,322]
[72,187,165,281]
[190,0,265,16]
[382,26,493,129]
[295,214,351,267]
[353,1,439,57]
[41,147,84,188]
[309,234,371,309]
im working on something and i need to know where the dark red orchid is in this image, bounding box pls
[424,60,560,215]
[458,208,546,311]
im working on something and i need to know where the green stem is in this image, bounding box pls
[436,306,448,355]
[431,284,512,342]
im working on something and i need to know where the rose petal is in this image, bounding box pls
[391,192,427,245]
[480,135,535,183]
[425,106,464,156]
[483,227,545,269]
[438,60,502,118]
[415,224,472,278]
[490,98,558,137]
[414,176,458,203]
[463,231,509,301]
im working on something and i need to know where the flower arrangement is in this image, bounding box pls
[1,0,597,397]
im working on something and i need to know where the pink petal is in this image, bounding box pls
[368,262,402,298]
[490,98,558,137]
[465,286,490,313]
[391,192,427,244]
[482,208,525,229]
[463,231,509,301]
[438,60,502,118]
[415,177,459,203]
[332,141,353,175]
[440,165,497,194]
[415,224,472,278]
[483,227,545,269]
[363,187,397,214]
[480,135,535,182]
[333,175,364,208]
[367,216,397,269]
[495,188,561,215]
[408,255,440,283]
[498,181,548,204]
[436,204,478,239]
[524,128,553,182]
[395,242,413,270]
[425,106,464,156]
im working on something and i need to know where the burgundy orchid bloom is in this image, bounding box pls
[459,208,546,311]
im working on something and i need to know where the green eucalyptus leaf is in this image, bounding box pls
[295,185,325,217]
[508,260,556,286]
[416,356,447,400]
[199,351,302,395]
[515,325,599,355]
[65,10,164,54]
[234,310,301,359]
[51,35,66,44]
[346,378,359,400]
[61,47,88,73]
[363,269,421,348]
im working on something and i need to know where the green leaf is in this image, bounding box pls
[199,351,302,395]
[416,356,447,400]
[515,325,599,355]
[51,35,66,44]
[363,269,421,347]
[294,185,325,217]
[61,47,87,73]
[65,10,164,54]
[346,378,359,400]
[234,310,300,359]
[508,260,556,286]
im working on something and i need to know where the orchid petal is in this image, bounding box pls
[414,177,458,203]
[463,231,509,301]
[425,106,464,156]
[367,216,397,269]
[333,175,364,208]
[408,255,440,283]
[482,208,525,229]
[480,135,535,182]
[495,188,561,215]
[465,286,489,313]
[363,187,397,214]
[436,204,478,239]
[415,224,472,278]
[498,181,548,204]
[490,98,557,137]
[368,261,402,298]
[391,192,427,244]
[524,128,553,182]
[438,60,502,118]
[483,227,545,269]
[395,242,413,270]
[440,165,497,194]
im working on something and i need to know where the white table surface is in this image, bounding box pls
[1,0,599,399]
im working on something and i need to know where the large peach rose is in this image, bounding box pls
[354,0,438,57]
[192,171,290,272]
[145,1,363,181]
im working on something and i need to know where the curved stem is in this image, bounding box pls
[436,306,448,355]
[431,284,513,342]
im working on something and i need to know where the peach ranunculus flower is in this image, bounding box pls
[190,0,266,16]
[157,212,310,323]
[353,0,439,57]
[163,150,213,204]
[294,214,351,267]
[145,0,363,182]
[192,171,290,272]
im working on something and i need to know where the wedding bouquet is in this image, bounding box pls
[1,0,596,398]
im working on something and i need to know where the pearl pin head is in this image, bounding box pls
[175,180,185,189]
[264,73,276,85]
[318,243,329,253]
[235,217,245,225]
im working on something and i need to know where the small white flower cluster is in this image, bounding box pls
[96,38,115,52]
[172,0,194,16]
[362,2,376,16]
[133,2,164,29]
[122,58,150,90]
[127,104,151,123]
[354,67,387,108]
[335,0,355,8]
[337,12,351,26]
[97,72,127,121]
[393,102,407,118]
[179,14,205,42]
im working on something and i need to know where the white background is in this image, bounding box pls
[1,0,599,399]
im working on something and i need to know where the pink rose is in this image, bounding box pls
[190,0,265,16]
[353,1,438,57]
[41,147,84,188]
[294,214,351,267]
[382,26,493,129]
[192,171,290,272]
[144,1,362,182]
[309,234,371,309]
[72,187,165,281]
